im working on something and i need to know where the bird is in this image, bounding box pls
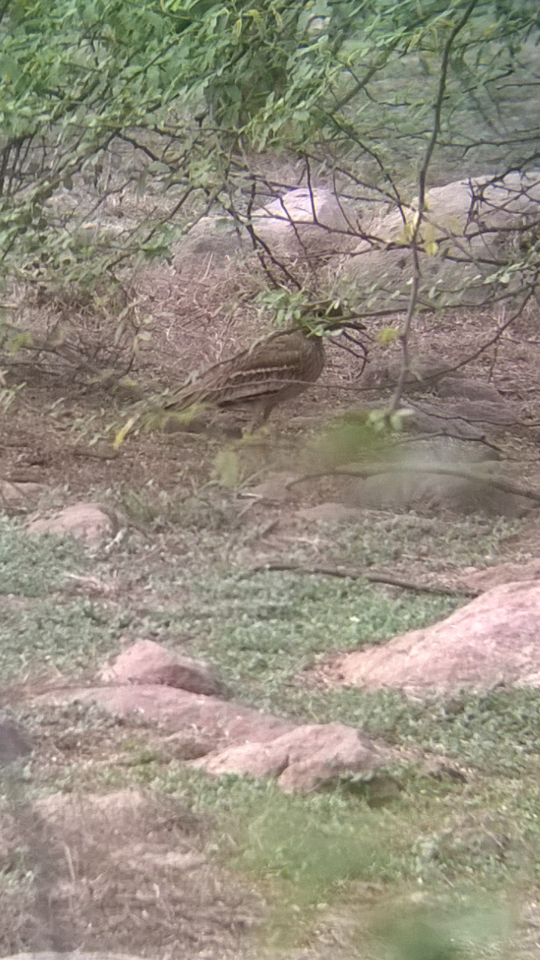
[113,312,368,447]
[164,324,329,430]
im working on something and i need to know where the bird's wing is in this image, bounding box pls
[166,329,321,410]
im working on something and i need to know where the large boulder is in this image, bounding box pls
[342,171,540,307]
[175,187,354,265]
[252,187,352,255]
[327,581,540,694]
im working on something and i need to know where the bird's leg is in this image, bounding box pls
[245,397,274,435]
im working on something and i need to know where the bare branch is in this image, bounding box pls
[246,561,476,597]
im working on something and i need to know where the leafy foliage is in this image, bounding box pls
[1,0,538,281]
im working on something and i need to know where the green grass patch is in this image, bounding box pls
[333,513,516,569]
[0,519,86,597]
[85,758,540,896]
[0,599,128,677]
[0,519,128,678]
[285,686,540,775]
[160,571,460,713]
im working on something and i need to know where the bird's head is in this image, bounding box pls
[294,299,370,374]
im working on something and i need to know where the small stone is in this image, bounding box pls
[26,502,121,545]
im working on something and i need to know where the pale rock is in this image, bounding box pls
[344,171,540,307]
[27,502,120,545]
[463,560,540,592]
[295,502,364,524]
[34,684,388,792]
[195,722,388,793]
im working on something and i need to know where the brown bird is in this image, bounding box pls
[165,325,328,429]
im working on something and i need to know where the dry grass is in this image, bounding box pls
[0,782,258,957]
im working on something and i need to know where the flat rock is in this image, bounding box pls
[407,398,520,438]
[363,353,452,390]
[462,560,540,592]
[36,683,294,743]
[295,502,364,524]
[26,502,121,545]
[100,639,221,697]
[328,581,540,694]
[33,685,387,791]
[396,436,499,463]
[435,376,505,403]
[194,722,388,793]
[341,470,531,518]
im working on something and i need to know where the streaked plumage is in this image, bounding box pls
[165,326,326,427]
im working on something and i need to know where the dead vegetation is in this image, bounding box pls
[0,779,259,958]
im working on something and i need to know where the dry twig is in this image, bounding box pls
[246,561,476,597]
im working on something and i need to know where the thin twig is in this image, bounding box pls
[246,561,476,597]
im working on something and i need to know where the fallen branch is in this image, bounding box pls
[247,561,477,597]
[287,463,540,504]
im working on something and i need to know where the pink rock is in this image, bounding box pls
[331,581,540,694]
[27,502,119,545]
[100,639,221,696]
[32,686,388,791]
[196,722,387,793]
[465,560,540,592]
[37,684,293,743]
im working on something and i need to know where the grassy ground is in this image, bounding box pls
[2,500,540,960]
[2,251,540,957]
